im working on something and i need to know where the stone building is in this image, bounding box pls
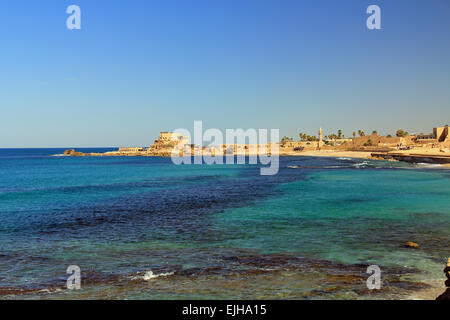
[434,126,449,142]
[158,132,187,142]
[154,132,189,145]
[147,132,190,155]
[351,134,402,148]
[415,134,435,143]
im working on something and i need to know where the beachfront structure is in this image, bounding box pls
[412,127,449,144]
[350,126,449,149]
[147,132,190,154]
[284,141,322,151]
[218,143,273,154]
[351,134,403,148]
[280,128,325,151]
[158,132,189,144]
[415,133,435,142]
[159,132,180,141]
[283,126,450,152]
[434,126,449,142]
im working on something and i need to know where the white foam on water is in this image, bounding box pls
[38,288,64,294]
[393,163,449,170]
[415,163,444,168]
[131,270,175,281]
[352,161,369,167]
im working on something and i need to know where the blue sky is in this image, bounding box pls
[1,0,449,147]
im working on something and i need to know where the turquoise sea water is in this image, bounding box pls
[0,149,449,299]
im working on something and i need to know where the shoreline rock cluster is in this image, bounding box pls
[63,149,86,156]
[371,152,450,165]
[436,258,450,300]
[63,148,171,157]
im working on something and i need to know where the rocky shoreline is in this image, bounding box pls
[63,149,173,157]
[62,148,375,159]
[436,258,450,300]
[371,152,450,165]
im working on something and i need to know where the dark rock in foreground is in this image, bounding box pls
[436,258,450,300]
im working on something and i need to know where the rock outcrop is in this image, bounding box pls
[63,149,85,156]
[404,241,419,249]
[436,258,450,300]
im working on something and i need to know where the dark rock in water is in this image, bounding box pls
[436,288,450,300]
[445,266,450,279]
[436,258,450,300]
[404,241,419,249]
[326,274,365,285]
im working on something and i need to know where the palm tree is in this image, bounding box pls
[358,130,365,137]
[352,132,356,138]
[372,130,378,135]
[330,134,340,141]
[396,129,408,137]
[337,130,342,139]
[281,136,293,146]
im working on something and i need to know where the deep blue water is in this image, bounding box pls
[0,149,449,299]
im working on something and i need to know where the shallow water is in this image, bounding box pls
[0,149,448,299]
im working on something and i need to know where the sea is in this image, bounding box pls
[0,148,449,299]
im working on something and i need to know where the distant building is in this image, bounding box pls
[415,134,435,142]
[148,132,190,152]
[158,132,189,144]
[159,132,179,141]
[412,127,449,144]
[434,126,449,142]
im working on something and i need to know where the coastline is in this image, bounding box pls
[61,148,373,160]
[59,149,450,169]
[3,148,449,300]
[279,150,372,159]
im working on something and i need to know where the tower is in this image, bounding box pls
[318,128,324,150]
